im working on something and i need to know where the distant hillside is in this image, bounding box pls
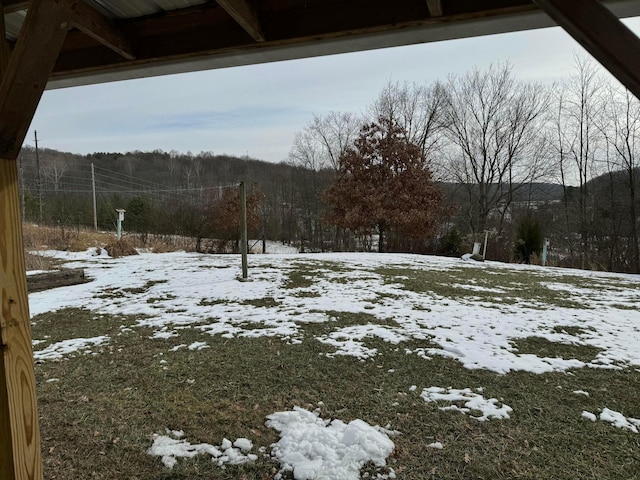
[440,181,564,203]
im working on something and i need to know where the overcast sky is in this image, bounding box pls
[25,18,640,163]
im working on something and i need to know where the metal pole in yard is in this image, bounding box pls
[542,238,550,266]
[240,182,248,280]
[35,130,43,223]
[91,163,98,230]
[115,209,125,240]
[482,230,489,258]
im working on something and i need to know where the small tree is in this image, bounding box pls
[213,186,265,253]
[325,118,445,253]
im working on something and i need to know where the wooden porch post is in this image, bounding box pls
[0,1,77,479]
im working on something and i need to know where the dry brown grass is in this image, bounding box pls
[23,223,115,251]
[104,239,139,258]
[24,252,56,271]
[150,241,180,253]
[22,223,191,255]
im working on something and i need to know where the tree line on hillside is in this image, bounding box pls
[17,56,640,273]
[289,57,640,273]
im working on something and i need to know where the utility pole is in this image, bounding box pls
[34,130,43,223]
[91,163,97,230]
[239,181,249,280]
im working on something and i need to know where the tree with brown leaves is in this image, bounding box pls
[325,118,445,253]
[213,186,265,253]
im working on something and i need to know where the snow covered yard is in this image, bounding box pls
[30,250,640,479]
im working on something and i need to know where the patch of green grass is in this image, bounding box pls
[147,294,177,304]
[551,325,594,336]
[511,336,603,363]
[33,308,640,480]
[282,260,354,289]
[609,303,640,310]
[123,280,168,295]
[240,297,281,308]
[96,280,169,299]
[292,290,321,298]
[31,308,137,346]
[375,267,588,309]
[198,298,228,307]
[282,266,314,289]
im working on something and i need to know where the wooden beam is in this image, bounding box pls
[71,1,136,60]
[2,0,29,14]
[534,0,640,100]
[0,0,11,67]
[0,1,76,479]
[0,0,76,159]
[426,0,443,17]
[216,0,265,42]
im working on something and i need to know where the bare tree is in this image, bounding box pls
[289,111,361,171]
[442,63,551,238]
[601,85,640,272]
[369,80,447,174]
[554,55,605,269]
[42,156,68,193]
[288,111,361,250]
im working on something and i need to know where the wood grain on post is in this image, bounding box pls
[0,159,41,480]
[0,0,77,478]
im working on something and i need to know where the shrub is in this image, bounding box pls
[104,239,138,258]
[438,229,463,256]
[514,214,543,264]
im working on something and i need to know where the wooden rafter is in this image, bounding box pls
[0,0,76,158]
[426,0,443,17]
[1,0,28,14]
[71,1,135,60]
[1,0,135,60]
[216,0,265,42]
[535,0,640,101]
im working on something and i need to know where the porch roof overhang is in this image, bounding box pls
[1,0,638,90]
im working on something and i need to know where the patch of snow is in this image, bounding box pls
[147,430,257,469]
[187,341,210,351]
[27,251,640,374]
[573,390,590,397]
[599,408,640,433]
[150,328,178,340]
[33,336,109,361]
[420,387,513,421]
[582,411,597,422]
[233,438,253,452]
[27,270,50,276]
[427,442,443,449]
[266,407,395,480]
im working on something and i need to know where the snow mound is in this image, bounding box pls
[266,407,396,480]
[420,387,512,421]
